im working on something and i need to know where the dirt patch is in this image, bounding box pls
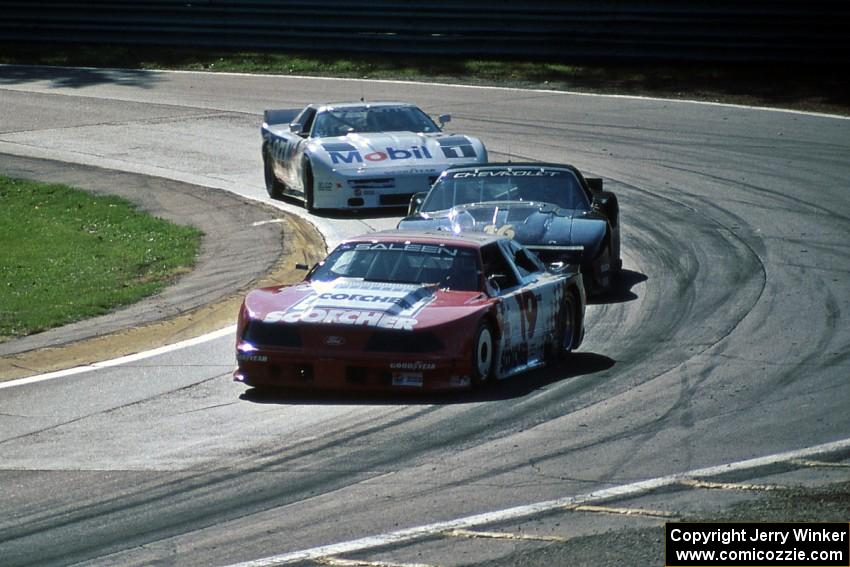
[0,155,325,381]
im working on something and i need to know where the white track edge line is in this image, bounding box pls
[0,325,235,390]
[225,437,850,567]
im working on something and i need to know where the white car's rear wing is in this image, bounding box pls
[262,108,301,127]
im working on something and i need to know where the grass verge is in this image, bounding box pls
[0,176,201,340]
[1,43,848,116]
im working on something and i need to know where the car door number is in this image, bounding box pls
[514,289,538,340]
[500,289,540,372]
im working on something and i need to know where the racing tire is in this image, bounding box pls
[471,321,495,386]
[557,293,577,360]
[593,245,614,296]
[262,147,284,200]
[302,159,316,212]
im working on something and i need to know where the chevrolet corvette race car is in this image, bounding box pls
[397,163,621,295]
[234,230,586,392]
[261,102,487,211]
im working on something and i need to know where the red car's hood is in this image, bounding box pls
[244,278,489,331]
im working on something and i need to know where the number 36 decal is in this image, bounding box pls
[483,224,515,239]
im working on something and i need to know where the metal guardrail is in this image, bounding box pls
[0,0,847,63]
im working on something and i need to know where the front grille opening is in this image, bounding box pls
[365,331,443,353]
[349,178,395,189]
[379,193,414,206]
[243,321,301,347]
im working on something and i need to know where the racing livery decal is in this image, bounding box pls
[263,280,435,331]
[353,242,458,256]
[438,137,478,159]
[450,169,563,178]
[323,142,434,165]
[498,289,541,373]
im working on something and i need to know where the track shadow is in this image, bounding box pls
[315,206,408,221]
[0,64,160,89]
[270,193,407,220]
[238,352,615,406]
[588,269,647,305]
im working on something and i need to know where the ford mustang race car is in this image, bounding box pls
[261,102,487,211]
[234,230,586,392]
[397,163,621,295]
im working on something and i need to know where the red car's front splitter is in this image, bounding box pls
[234,357,472,392]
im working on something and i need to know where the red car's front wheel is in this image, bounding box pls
[471,322,495,386]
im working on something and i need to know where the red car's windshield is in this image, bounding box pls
[310,242,482,291]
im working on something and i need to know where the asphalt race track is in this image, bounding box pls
[0,66,848,566]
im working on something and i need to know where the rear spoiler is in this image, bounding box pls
[263,108,301,127]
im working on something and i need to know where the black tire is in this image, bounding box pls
[591,244,614,295]
[262,147,284,199]
[612,242,623,283]
[557,294,577,360]
[471,321,496,386]
[302,159,315,212]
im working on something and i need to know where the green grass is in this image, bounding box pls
[0,176,201,340]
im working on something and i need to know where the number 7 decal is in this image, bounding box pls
[514,290,538,339]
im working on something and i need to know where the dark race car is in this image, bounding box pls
[234,230,586,392]
[397,163,621,295]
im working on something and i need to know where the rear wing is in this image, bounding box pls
[263,108,301,127]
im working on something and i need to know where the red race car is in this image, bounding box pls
[234,230,586,392]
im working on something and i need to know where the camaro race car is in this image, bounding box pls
[261,101,487,211]
[397,163,622,295]
[234,230,586,392]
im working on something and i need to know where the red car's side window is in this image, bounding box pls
[481,243,518,292]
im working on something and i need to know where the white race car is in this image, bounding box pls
[261,102,487,211]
